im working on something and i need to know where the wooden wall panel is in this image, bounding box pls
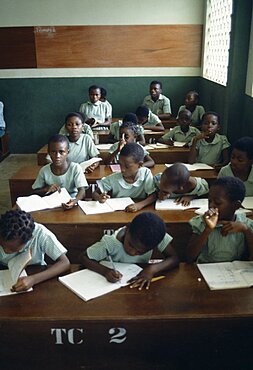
[0,27,36,69]
[35,25,202,68]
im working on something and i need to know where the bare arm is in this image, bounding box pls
[213,148,230,170]
[125,193,157,213]
[144,121,165,132]
[158,113,171,120]
[143,154,155,168]
[62,187,86,210]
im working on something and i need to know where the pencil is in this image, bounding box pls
[151,276,166,283]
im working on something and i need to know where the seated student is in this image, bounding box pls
[108,112,146,145]
[64,114,100,172]
[106,121,155,168]
[177,90,205,128]
[80,212,179,290]
[0,210,70,292]
[158,109,200,146]
[218,137,253,196]
[153,163,209,206]
[59,112,94,140]
[186,177,253,263]
[136,106,165,132]
[188,111,230,169]
[92,143,156,212]
[32,134,87,210]
[100,87,112,118]
[142,80,171,120]
[79,85,111,129]
[0,101,6,134]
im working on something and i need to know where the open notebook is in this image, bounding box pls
[0,248,33,296]
[59,262,143,301]
[197,261,253,290]
[16,188,71,212]
[155,198,208,211]
[78,197,134,215]
[165,163,213,171]
[79,157,102,171]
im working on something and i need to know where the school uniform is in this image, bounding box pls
[79,100,111,123]
[218,163,253,196]
[109,142,149,163]
[189,213,253,263]
[109,121,144,141]
[87,226,172,263]
[59,123,94,139]
[32,162,88,197]
[0,223,67,266]
[143,94,171,115]
[0,101,6,130]
[177,105,205,126]
[153,174,209,198]
[161,125,200,144]
[143,111,162,128]
[67,134,99,163]
[192,134,230,165]
[100,167,155,199]
[103,99,112,118]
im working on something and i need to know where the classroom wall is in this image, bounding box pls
[0,0,204,153]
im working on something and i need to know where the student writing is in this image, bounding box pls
[80,212,179,290]
[136,106,165,132]
[186,177,253,263]
[0,210,70,292]
[142,80,171,120]
[32,134,87,210]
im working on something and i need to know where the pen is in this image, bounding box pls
[151,276,166,283]
[106,250,117,274]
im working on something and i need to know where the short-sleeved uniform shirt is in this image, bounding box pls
[67,134,99,163]
[79,100,111,123]
[153,174,209,198]
[109,142,149,163]
[143,94,171,115]
[177,105,205,126]
[218,163,253,197]
[192,134,230,165]
[189,213,253,263]
[0,223,67,266]
[161,125,200,144]
[32,162,88,197]
[87,226,173,263]
[143,111,162,128]
[59,123,94,140]
[100,167,155,199]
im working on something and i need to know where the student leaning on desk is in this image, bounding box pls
[0,210,70,292]
[80,212,179,290]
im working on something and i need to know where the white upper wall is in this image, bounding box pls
[0,0,204,26]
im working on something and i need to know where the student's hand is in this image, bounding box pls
[98,193,110,203]
[118,137,126,151]
[62,199,76,210]
[158,191,170,201]
[194,131,211,141]
[105,269,123,283]
[213,163,223,171]
[125,203,141,213]
[46,184,61,194]
[203,208,219,229]
[85,163,97,173]
[220,221,248,237]
[167,139,174,146]
[11,275,35,292]
[174,196,193,207]
[86,118,96,127]
[128,267,154,290]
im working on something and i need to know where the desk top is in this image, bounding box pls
[0,263,252,321]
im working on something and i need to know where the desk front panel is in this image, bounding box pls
[1,264,253,370]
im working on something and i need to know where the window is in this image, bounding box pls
[202,0,233,86]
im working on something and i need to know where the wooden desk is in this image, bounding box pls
[1,264,252,370]
[9,164,218,206]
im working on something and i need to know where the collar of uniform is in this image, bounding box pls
[118,168,145,189]
[87,100,101,107]
[202,133,220,145]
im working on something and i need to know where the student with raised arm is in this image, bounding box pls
[106,121,154,168]
[0,210,70,292]
[142,80,171,120]
[153,163,209,206]
[188,111,230,170]
[158,109,200,146]
[92,143,156,212]
[79,85,111,128]
[186,177,253,263]
[108,112,145,145]
[218,136,253,196]
[80,212,179,290]
[136,106,165,132]
[32,134,87,210]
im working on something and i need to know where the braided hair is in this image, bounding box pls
[0,210,35,243]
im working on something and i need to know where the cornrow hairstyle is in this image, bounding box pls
[119,142,144,163]
[212,176,245,202]
[129,212,166,250]
[64,112,84,123]
[0,210,35,243]
[48,134,69,150]
[120,121,138,135]
[233,137,253,160]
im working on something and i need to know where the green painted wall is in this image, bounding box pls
[0,76,201,153]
